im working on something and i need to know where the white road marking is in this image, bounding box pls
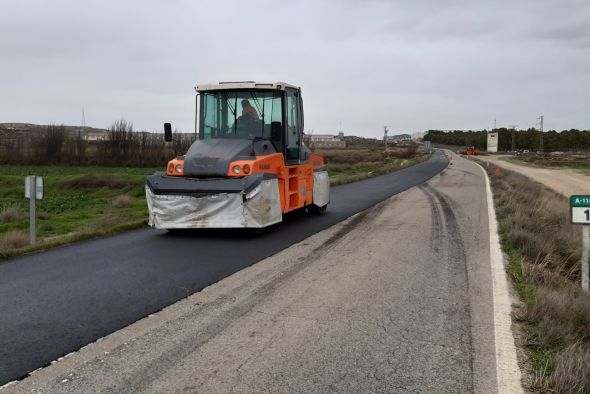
[479,164,523,393]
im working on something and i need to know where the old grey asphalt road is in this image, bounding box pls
[5,154,519,393]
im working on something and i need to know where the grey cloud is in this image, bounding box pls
[0,0,588,136]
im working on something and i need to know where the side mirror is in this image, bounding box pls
[164,123,172,142]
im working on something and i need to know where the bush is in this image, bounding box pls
[30,124,67,164]
[0,207,26,223]
[0,230,29,252]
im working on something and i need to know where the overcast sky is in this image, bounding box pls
[1,0,589,137]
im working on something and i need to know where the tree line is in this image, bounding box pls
[423,128,590,152]
[0,120,195,167]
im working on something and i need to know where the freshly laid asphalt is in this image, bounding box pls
[0,151,447,385]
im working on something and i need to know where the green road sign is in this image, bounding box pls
[571,195,590,225]
[571,195,590,207]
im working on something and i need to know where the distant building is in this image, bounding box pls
[487,132,498,153]
[82,129,107,142]
[386,133,412,143]
[304,133,346,148]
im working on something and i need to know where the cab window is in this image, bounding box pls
[285,89,300,162]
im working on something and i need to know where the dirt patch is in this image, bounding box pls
[477,155,590,196]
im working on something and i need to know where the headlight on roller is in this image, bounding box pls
[232,165,241,174]
[243,164,251,175]
[175,164,183,174]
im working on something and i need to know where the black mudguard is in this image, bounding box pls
[146,172,277,197]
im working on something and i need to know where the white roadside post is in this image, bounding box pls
[25,176,43,245]
[583,227,590,292]
[570,195,590,292]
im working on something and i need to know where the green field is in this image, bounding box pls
[0,165,162,257]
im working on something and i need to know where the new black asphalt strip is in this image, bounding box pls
[0,152,447,384]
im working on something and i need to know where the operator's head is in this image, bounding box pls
[241,99,251,108]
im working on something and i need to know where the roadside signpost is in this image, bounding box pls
[25,176,43,245]
[571,195,590,292]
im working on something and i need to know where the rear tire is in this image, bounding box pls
[308,204,327,215]
[249,227,266,236]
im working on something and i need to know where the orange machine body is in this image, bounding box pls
[166,153,325,214]
[462,147,480,155]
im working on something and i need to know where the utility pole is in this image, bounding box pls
[79,107,87,139]
[537,115,544,152]
[494,119,497,130]
[508,125,518,152]
[383,126,389,150]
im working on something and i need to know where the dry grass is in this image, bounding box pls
[0,207,26,223]
[0,230,29,253]
[544,343,590,394]
[529,286,590,345]
[317,147,426,186]
[316,146,418,166]
[492,169,580,278]
[483,162,590,393]
[316,148,385,164]
[112,194,134,208]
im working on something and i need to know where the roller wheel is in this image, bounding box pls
[308,204,327,215]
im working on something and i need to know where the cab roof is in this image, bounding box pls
[195,81,299,92]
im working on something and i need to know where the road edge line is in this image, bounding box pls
[478,163,523,393]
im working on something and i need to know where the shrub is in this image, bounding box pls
[0,230,29,252]
[0,207,26,223]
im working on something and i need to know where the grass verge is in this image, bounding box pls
[479,161,590,393]
[323,148,429,186]
[0,165,159,260]
[0,149,429,260]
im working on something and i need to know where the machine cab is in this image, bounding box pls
[196,81,307,165]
